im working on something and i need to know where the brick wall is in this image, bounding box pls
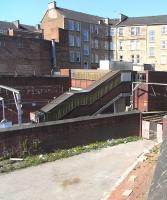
[134,71,167,112]
[0,76,70,123]
[0,111,141,157]
[0,35,52,76]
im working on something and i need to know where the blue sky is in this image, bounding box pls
[1,0,167,25]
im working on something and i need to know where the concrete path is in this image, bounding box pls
[0,140,155,200]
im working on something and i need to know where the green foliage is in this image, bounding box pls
[151,145,159,154]
[0,136,140,174]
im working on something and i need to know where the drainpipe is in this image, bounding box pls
[51,39,57,73]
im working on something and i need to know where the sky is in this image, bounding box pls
[1,0,167,25]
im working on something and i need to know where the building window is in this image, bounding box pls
[0,40,5,47]
[95,54,99,63]
[131,27,140,36]
[161,25,167,34]
[94,25,99,34]
[83,44,89,55]
[105,27,109,36]
[130,40,140,50]
[119,40,123,50]
[0,30,7,34]
[69,35,75,46]
[131,55,135,63]
[104,54,108,60]
[68,20,75,31]
[110,42,115,50]
[16,40,24,48]
[120,55,123,62]
[161,40,167,49]
[94,39,99,49]
[149,47,155,57]
[70,51,81,62]
[160,55,167,65]
[118,28,123,36]
[137,55,140,63]
[75,22,80,31]
[90,25,94,33]
[109,28,115,36]
[69,51,75,62]
[83,30,89,41]
[75,36,80,47]
[104,41,108,49]
[75,52,81,62]
[149,30,155,43]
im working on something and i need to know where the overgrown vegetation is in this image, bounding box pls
[0,136,140,174]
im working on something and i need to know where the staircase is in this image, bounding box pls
[30,70,132,122]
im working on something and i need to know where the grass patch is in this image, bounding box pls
[0,136,140,174]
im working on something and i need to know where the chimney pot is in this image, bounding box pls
[48,1,56,10]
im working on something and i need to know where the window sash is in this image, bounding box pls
[68,20,75,30]
[69,35,75,46]
[161,40,167,49]
[75,22,80,31]
[118,28,123,36]
[149,30,155,42]
[75,36,80,47]
[83,30,89,41]
[161,26,167,34]
[84,45,89,55]
[149,47,155,57]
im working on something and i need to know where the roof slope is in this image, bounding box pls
[0,20,38,32]
[118,15,167,26]
[57,7,119,25]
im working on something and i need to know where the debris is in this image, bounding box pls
[128,175,137,182]
[10,158,23,161]
[122,189,133,197]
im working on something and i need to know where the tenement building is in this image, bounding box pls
[114,15,167,71]
[41,1,167,71]
[41,1,118,69]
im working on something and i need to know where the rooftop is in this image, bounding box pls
[118,15,167,26]
[0,20,40,32]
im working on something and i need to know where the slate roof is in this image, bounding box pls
[0,20,38,32]
[57,7,119,25]
[118,15,167,26]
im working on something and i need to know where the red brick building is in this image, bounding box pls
[41,1,118,70]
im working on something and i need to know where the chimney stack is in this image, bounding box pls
[13,20,20,29]
[36,24,41,30]
[48,1,57,10]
